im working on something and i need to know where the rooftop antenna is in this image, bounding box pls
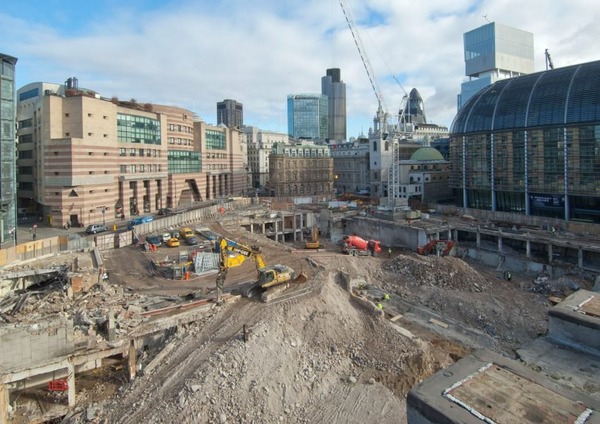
[482,14,491,23]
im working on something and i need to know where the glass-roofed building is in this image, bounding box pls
[449,60,600,223]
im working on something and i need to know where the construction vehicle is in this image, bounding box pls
[305,225,322,249]
[214,237,306,302]
[342,235,382,256]
[417,240,456,257]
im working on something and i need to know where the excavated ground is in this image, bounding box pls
[3,220,590,423]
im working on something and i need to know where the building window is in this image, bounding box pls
[130,165,136,173]
[130,148,136,156]
[119,148,126,156]
[88,113,92,117]
[116,113,161,145]
[120,165,126,173]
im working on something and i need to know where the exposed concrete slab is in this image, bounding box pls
[407,349,600,424]
[548,290,600,357]
[517,337,600,401]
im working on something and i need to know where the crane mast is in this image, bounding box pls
[338,0,388,129]
[339,0,407,208]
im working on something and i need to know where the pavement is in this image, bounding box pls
[13,217,126,245]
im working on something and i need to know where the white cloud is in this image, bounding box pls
[3,0,600,138]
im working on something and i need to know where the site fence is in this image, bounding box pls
[0,199,254,268]
[0,235,95,268]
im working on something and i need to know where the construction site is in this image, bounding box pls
[1,198,600,424]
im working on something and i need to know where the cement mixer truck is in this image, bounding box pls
[342,235,382,256]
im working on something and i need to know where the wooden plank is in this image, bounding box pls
[548,296,563,305]
[390,313,404,322]
[429,318,449,328]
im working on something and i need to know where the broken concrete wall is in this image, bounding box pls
[344,218,424,249]
[0,318,74,370]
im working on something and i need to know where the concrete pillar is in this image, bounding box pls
[262,223,265,236]
[526,238,531,258]
[498,235,503,254]
[67,361,76,407]
[128,340,137,381]
[476,227,481,248]
[106,308,116,342]
[0,383,8,424]
[578,248,583,269]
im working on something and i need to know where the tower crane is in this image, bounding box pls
[338,0,388,132]
[339,0,410,207]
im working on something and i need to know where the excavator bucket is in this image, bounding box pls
[294,271,308,284]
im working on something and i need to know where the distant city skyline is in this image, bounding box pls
[2,0,599,139]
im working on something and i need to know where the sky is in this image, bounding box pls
[2,0,599,139]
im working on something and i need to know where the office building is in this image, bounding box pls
[330,136,370,195]
[321,68,346,143]
[0,53,18,248]
[287,94,328,141]
[242,126,288,190]
[16,80,245,228]
[269,141,333,197]
[217,99,243,128]
[457,22,534,110]
[450,60,600,223]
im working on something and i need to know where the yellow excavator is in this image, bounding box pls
[305,225,322,249]
[215,237,306,302]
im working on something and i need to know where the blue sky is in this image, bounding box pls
[2,0,599,138]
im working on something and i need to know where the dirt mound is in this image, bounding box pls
[96,267,447,424]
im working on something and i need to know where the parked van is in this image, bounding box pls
[127,215,153,230]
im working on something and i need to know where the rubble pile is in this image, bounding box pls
[95,269,455,424]
[382,255,492,292]
[523,274,583,296]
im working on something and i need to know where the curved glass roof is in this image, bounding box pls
[451,60,600,134]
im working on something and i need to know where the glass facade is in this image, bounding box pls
[287,94,328,140]
[168,150,201,174]
[205,129,226,150]
[450,60,600,223]
[0,53,17,247]
[117,113,161,145]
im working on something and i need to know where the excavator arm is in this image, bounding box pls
[215,237,267,302]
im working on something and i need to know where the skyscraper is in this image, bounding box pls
[458,22,534,110]
[321,68,346,143]
[287,94,328,140]
[0,53,18,248]
[217,99,243,128]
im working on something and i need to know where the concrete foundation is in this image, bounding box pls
[407,349,600,424]
[548,290,600,358]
